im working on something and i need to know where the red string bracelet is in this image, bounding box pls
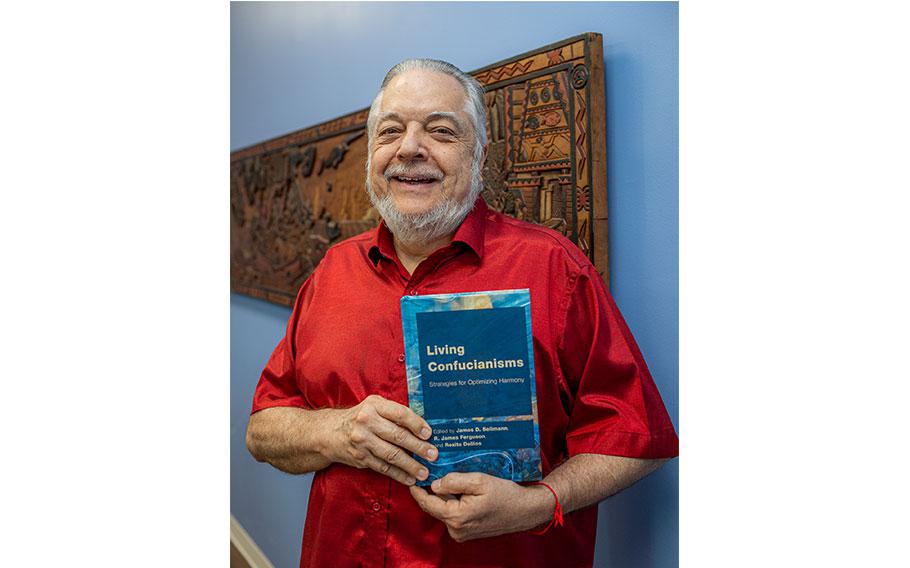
[527,481,564,535]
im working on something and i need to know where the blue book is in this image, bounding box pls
[400,289,542,486]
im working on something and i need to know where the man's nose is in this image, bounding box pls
[396,126,427,162]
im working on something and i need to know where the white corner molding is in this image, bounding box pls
[230,515,276,568]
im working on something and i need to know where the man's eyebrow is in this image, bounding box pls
[425,112,466,131]
[375,111,467,131]
[375,111,403,124]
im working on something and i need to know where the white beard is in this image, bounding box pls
[366,186,476,246]
[365,148,484,246]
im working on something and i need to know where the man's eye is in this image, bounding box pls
[433,128,455,136]
[379,128,400,136]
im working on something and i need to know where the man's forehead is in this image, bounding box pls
[379,69,468,112]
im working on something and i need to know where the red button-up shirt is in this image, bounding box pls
[252,198,678,567]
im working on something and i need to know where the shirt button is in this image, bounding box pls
[398,354,405,363]
[409,290,418,296]
[371,501,381,512]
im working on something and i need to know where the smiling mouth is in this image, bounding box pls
[391,175,440,186]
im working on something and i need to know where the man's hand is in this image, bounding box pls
[409,473,554,542]
[326,395,439,486]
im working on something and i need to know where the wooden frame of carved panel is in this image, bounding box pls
[231,33,608,307]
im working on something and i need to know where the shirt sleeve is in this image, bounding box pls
[558,265,679,459]
[249,276,316,414]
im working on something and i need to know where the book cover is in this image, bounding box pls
[400,289,542,486]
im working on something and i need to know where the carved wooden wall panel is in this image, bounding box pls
[231,33,608,307]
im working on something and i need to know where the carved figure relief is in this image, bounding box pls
[231,34,608,306]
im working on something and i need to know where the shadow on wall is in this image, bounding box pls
[594,461,679,568]
[604,48,648,281]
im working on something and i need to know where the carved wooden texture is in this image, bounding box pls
[231,33,608,307]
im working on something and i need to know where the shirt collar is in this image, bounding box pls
[368,197,488,266]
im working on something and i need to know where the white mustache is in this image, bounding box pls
[384,164,443,181]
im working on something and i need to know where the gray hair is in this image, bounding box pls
[366,58,487,153]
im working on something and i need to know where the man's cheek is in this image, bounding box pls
[370,175,389,195]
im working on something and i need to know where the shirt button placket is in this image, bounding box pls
[363,495,385,567]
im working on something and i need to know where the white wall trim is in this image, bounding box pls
[230,515,275,568]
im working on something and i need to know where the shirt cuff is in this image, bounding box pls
[566,428,679,459]
[250,396,308,415]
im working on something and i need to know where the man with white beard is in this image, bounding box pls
[247,59,679,568]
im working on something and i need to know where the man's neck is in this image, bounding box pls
[393,233,455,275]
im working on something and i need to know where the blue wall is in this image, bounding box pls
[231,3,678,567]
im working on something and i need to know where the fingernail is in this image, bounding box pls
[418,468,428,480]
[426,447,438,460]
[431,480,441,492]
[420,427,431,439]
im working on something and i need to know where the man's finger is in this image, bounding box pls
[409,485,451,519]
[431,472,487,496]
[375,398,433,440]
[368,436,431,481]
[375,420,439,463]
[363,454,416,486]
